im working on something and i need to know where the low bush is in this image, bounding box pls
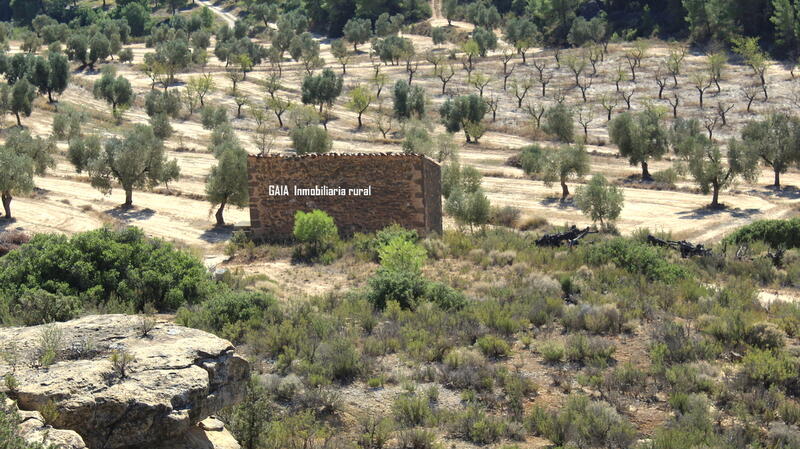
[585,237,688,282]
[562,303,624,335]
[565,334,616,367]
[527,395,636,449]
[442,348,495,391]
[475,335,511,359]
[538,340,565,364]
[293,210,339,263]
[1,393,52,449]
[0,227,212,323]
[392,393,433,428]
[396,428,441,449]
[424,281,467,311]
[447,406,507,444]
[741,348,797,389]
[368,268,428,311]
[489,205,521,228]
[723,218,800,249]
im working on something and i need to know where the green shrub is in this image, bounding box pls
[396,428,440,449]
[539,341,565,364]
[291,125,332,154]
[565,334,616,367]
[316,338,363,383]
[562,304,624,335]
[527,395,636,448]
[724,218,800,249]
[649,321,721,369]
[378,237,427,274]
[741,348,797,389]
[424,281,467,311]
[447,406,507,444]
[177,289,279,342]
[489,205,521,228]
[293,209,339,262]
[367,269,428,310]
[586,237,688,282]
[476,335,511,359]
[652,167,679,187]
[392,393,432,428]
[355,224,420,262]
[442,348,495,391]
[0,227,211,322]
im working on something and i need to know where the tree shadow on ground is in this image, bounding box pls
[540,197,579,209]
[677,204,761,220]
[199,225,235,243]
[752,185,800,200]
[104,207,156,221]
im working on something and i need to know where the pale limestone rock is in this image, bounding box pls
[0,315,249,449]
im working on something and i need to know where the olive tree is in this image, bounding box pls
[69,124,180,208]
[575,174,624,229]
[206,140,248,227]
[741,112,800,188]
[439,94,488,143]
[608,106,669,180]
[10,79,35,126]
[347,84,374,129]
[93,67,133,120]
[671,118,759,208]
[343,18,371,51]
[543,103,574,143]
[393,80,426,120]
[521,144,590,201]
[0,129,55,220]
[301,68,342,113]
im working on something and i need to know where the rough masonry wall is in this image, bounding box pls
[248,154,442,240]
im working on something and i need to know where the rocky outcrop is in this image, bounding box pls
[0,315,249,449]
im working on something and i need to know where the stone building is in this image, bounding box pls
[247,153,442,241]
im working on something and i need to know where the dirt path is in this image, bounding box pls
[196,0,236,27]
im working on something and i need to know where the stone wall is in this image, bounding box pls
[248,153,442,240]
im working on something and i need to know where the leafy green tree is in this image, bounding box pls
[44,51,69,103]
[543,103,574,143]
[206,142,249,226]
[472,27,497,57]
[0,129,55,220]
[671,118,759,208]
[120,2,151,36]
[88,32,111,70]
[575,174,624,228]
[67,33,89,67]
[522,144,590,201]
[464,0,501,28]
[301,68,343,113]
[69,124,180,208]
[153,38,192,86]
[682,0,738,43]
[330,38,350,74]
[10,79,35,127]
[347,84,374,129]
[343,17,371,51]
[445,187,491,231]
[567,15,609,48]
[393,80,425,120]
[608,107,669,180]
[442,0,458,26]
[439,94,488,143]
[504,16,538,63]
[93,67,133,119]
[374,35,414,65]
[740,112,800,188]
[291,125,332,155]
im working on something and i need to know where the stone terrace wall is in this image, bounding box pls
[248,153,442,241]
